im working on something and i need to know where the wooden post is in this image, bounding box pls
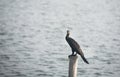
[68,55,78,77]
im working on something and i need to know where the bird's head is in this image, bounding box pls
[67,30,70,36]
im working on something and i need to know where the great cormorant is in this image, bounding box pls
[65,30,89,64]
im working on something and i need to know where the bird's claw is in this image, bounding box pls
[68,54,77,57]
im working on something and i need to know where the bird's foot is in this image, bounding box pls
[72,53,77,56]
[68,54,77,57]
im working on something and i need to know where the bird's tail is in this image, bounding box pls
[81,55,89,64]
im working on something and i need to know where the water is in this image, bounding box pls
[0,0,120,77]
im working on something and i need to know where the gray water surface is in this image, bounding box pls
[0,0,120,77]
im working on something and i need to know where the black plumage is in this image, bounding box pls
[65,30,89,64]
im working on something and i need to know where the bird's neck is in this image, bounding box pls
[66,34,69,39]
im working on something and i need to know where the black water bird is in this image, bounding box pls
[65,30,89,64]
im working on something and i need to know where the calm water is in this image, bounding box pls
[0,0,120,77]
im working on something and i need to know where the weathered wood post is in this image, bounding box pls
[68,55,78,77]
